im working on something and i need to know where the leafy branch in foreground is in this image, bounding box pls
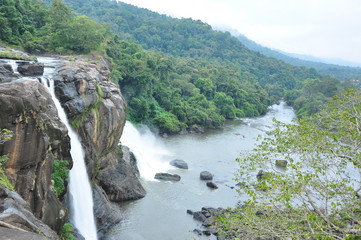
[217,89,361,240]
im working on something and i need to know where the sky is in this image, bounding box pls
[120,0,361,66]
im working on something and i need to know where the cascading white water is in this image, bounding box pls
[120,121,172,181]
[40,77,98,240]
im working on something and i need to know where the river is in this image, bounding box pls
[105,102,296,240]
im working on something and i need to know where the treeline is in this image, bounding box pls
[0,0,106,54]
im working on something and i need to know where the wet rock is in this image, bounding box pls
[17,62,44,76]
[200,171,213,180]
[206,181,218,189]
[193,211,207,222]
[186,209,194,215]
[170,159,188,169]
[154,173,181,181]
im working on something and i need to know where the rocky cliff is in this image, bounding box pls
[0,79,70,236]
[0,53,146,238]
[53,56,146,235]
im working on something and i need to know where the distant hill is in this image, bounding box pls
[237,34,361,81]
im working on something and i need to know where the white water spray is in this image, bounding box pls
[40,77,98,240]
[120,121,172,181]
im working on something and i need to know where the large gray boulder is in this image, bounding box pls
[170,159,188,169]
[200,171,213,180]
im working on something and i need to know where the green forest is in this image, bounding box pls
[1,0,361,239]
[0,0,355,134]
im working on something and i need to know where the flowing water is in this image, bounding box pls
[37,58,98,240]
[106,102,296,240]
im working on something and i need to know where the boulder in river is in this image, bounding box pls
[154,173,181,181]
[206,181,218,189]
[200,171,213,180]
[170,159,188,169]
[17,62,44,76]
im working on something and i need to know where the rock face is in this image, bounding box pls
[0,186,59,239]
[17,62,44,76]
[0,80,70,232]
[170,159,188,169]
[155,173,181,181]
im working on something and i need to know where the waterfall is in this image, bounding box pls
[120,121,171,181]
[40,77,98,240]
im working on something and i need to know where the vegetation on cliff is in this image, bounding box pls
[213,89,361,239]
[0,129,14,190]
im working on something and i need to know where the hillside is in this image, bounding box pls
[0,0,353,132]
[237,34,361,81]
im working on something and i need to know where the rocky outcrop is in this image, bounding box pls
[0,186,59,239]
[0,80,70,232]
[97,146,146,202]
[17,62,44,76]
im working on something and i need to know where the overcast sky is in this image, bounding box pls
[120,0,361,66]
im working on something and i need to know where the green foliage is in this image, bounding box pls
[0,128,14,144]
[153,111,185,134]
[0,129,14,190]
[218,89,361,239]
[51,160,69,198]
[60,223,75,240]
